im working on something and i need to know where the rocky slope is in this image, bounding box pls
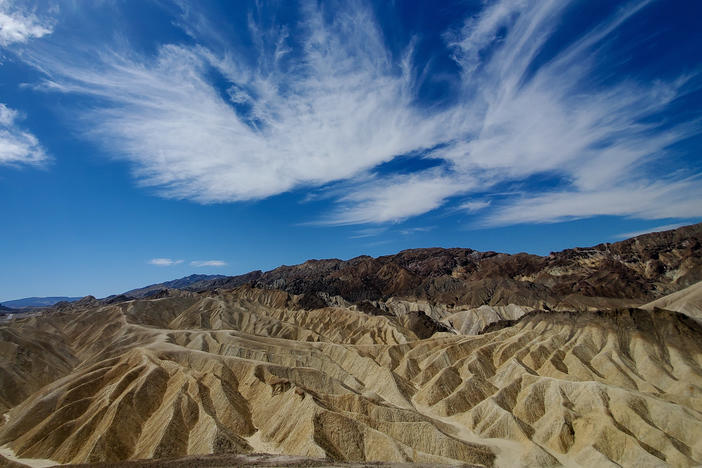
[1,223,702,467]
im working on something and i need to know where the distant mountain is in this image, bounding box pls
[0,304,14,312]
[123,274,227,298]
[114,222,702,313]
[0,296,82,309]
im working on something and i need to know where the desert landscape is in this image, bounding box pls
[2,0,702,466]
[1,223,701,467]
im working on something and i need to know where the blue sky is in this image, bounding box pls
[1,0,701,301]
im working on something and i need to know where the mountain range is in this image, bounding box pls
[0,297,82,309]
[1,223,702,467]
[122,222,702,314]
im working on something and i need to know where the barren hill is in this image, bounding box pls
[642,280,702,322]
[2,223,702,467]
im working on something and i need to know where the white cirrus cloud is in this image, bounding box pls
[16,0,702,226]
[616,223,690,239]
[349,227,388,239]
[190,260,227,267]
[321,170,473,225]
[20,3,451,203]
[335,0,702,225]
[148,258,184,267]
[0,0,52,46]
[0,103,47,166]
[399,226,434,236]
[482,179,702,226]
[460,200,491,213]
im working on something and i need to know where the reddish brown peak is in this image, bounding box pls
[109,222,702,308]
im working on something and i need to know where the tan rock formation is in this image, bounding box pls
[1,288,702,467]
[642,280,702,322]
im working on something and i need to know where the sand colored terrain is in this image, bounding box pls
[0,283,701,467]
[439,305,532,335]
[642,280,702,322]
[0,445,58,467]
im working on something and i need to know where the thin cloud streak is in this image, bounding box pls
[190,260,227,267]
[148,258,183,266]
[399,226,434,236]
[461,200,491,213]
[482,179,702,226]
[324,171,471,225]
[349,227,388,239]
[616,223,690,239]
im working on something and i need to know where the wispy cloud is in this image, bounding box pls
[16,0,702,226]
[0,1,52,168]
[0,0,52,46]
[148,258,183,267]
[148,258,226,267]
[350,225,434,239]
[460,200,491,213]
[399,226,434,236]
[323,171,471,225]
[616,223,689,239]
[0,103,47,166]
[349,227,388,239]
[335,0,702,226]
[190,260,227,267]
[21,3,448,203]
[484,180,702,226]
